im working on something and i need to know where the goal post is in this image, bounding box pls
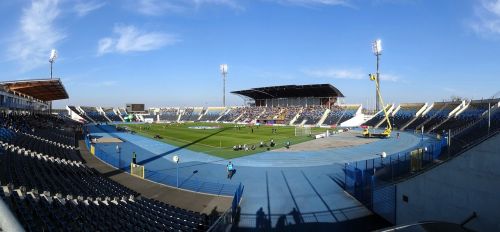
[130,163,145,179]
[294,126,311,136]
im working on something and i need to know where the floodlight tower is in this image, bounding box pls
[48,49,58,114]
[49,49,58,79]
[372,39,382,111]
[220,64,228,107]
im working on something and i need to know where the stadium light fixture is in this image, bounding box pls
[380,152,387,159]
[49,49,58,79]
[220,64,228,107]
[372,39,382,111]
[173,155,180,187]
[372,39,382,55]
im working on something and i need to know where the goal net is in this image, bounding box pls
[295,126,311,136]
[130,163,145,179]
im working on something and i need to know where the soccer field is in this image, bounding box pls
[121,123,328,159]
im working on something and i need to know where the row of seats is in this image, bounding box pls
[0,113,214,231]
[180,108,203,122]
[295,106,325,125]
[323,106,358,126]
[106,113,123,122]
[198,108,225,121]
[27,129,76,147]
[159,108,179,121]
[0,190,209,232]
[0,148,135,198]
[381,104,424,129]
[449,107,500,154]
[4,132,82,162]
[433,101,491,133]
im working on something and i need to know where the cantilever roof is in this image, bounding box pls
[232,84,344,100]
[0,78,69,101]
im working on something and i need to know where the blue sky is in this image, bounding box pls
[1,0,499,108]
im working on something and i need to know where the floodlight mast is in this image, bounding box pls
[220,64,228,107]
[48,49,58,114]
[49,49,58,79]
[372,39,382,111]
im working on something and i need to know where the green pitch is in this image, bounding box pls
[121,123,328,159]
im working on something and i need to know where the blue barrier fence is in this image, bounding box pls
[343,136,447,224]
[84,136,241,196]
[231,183,244,219]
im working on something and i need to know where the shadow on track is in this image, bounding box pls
[101,127,230,178]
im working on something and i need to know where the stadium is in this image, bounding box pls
[1,1,500,232]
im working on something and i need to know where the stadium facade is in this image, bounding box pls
[0,79,68,112]
[231,84,344,108]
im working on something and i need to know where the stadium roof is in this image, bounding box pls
[0,78,69,101]
[231,84,344,100]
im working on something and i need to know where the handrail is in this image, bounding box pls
[206,206,232,232]
[383,129,499,186]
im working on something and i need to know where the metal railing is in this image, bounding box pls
[84,136,241,196]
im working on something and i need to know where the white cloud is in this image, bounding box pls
[270,0,351,7]
[372,0,420,5]
[97,38,114,54]
[303,67,400,81]
[194,0,244,11]
[97,25,179,55]
[8,0,65,72]
[470,0,500,37]
[132,0,242,16]
[135,0,184,16]
[74,1,106,17]
[302,68,364,79]
[379,73,400,82]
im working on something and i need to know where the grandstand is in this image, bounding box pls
[0,79,224,232]
[199,107,225,121]
[159,107,179,122]
[102,107,123,122]
[405,101,462,131]
[180,107,204,122]
[322,104,361,126]
[142,110,157,122]
[294,105,325,125]
[81,106,109,123]
[6,2,500,230]
[1,78,499,232]
[362,104,394,127]
[386,103,426,129]
[217,107,244,122]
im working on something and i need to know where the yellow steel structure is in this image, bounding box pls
[363,74,392,138]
